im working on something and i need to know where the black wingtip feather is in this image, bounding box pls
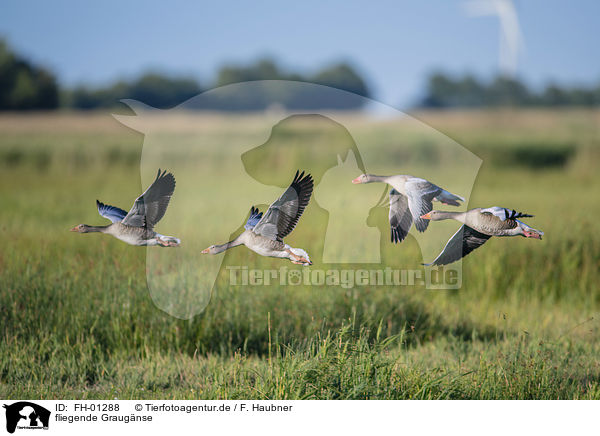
[271,170,314,241]
[390,227,407,244]
[290,170,314,196]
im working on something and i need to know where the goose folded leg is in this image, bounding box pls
[156,235,181,247]
[286,247,312,265]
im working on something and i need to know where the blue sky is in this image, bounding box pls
[1,1,598,107]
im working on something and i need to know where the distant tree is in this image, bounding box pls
[310,63,370,98]
[216,58,287,86]
[457,75,487,107]
[67,73,201,109]
[419,71,599,108]
[420,73,455,108]
[421,72,488,108]
[0,39,59,110]
[540,84,568,106]
[211,58,370,110]
[127,73,201,108]
[486,75,531,106]
[567,87,597,106]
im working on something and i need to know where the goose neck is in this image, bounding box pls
[85,225,109,233]
[434,211,466,223]
[215,236,243,253]
[367,174,390,183]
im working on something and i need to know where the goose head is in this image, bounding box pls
[70,224,90,233]
[420,211,446,221]
[201,245,224,254]
[352,174,371,184]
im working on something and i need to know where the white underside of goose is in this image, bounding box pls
[202,171,314,266]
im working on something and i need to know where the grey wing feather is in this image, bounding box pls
[425,225,491,266]
[406,179,441,232]
[388,189,413,243]
[121,169,176,229]
[252,170,313,242]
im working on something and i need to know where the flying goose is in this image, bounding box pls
[421,207,543,265]
[352,174,465,243]
[70,169,181,247]
[202,170,313,265]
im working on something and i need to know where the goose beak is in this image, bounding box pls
[525,232,542,240]
[70,226,79,232]
[420,213,432,220]
[352,176,362,184]
[201,248,209,254]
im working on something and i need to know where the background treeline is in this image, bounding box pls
[0,40,59,110]
[2,38,599,110]
[66,58,371,110]
[419,72,600,108]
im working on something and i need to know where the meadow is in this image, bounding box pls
[0,109,599,399]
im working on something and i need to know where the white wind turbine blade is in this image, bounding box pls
[463,0,524,77]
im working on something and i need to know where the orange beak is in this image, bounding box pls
[70,226,79,232]
[524,231,542,240]
[420,213,432,220]
[352,176,362,184]
[201,248,210,254]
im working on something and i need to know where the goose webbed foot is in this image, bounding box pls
[291,257,312,266]
[286,248,311,266]
[158,239,180,247]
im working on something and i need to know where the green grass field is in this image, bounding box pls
[0,109,599,399]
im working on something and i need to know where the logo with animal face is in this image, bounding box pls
[114,80,481,318]
[3,402,50,433]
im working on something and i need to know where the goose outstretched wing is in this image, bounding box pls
[405,178,442,232]
[425,225,491,266]
[388,189,413,243]
[121,169,176,229]
[252,170,313,242]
